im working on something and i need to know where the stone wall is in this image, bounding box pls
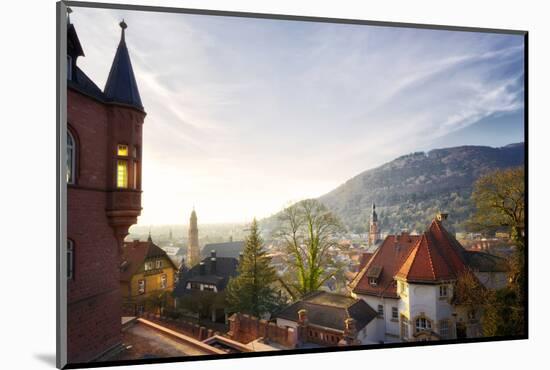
[227,313,297,349]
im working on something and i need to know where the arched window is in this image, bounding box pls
[67,131,76,184]
[415,316,432,333]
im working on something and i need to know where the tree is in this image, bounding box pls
[275,199,344,299]
[467,166,525,336]
[226,219,282,317]
[468,166,525,294]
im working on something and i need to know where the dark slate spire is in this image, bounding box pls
[67,8,84,62]
[371,202,378,223]
[104,20,144,110]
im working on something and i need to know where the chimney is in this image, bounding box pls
[199,262,205,275]
[211,250,216,259]
[211,257,217,274]
[297,309,308,325]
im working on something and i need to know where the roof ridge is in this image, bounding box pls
[424,232,437,280]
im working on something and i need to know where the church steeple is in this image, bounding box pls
[368,202,381,246]
[187,208,200,268]
[104,20,144,110]
[371,202,378,223]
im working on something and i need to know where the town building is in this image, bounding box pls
[349,213,508,343]
[275,291,378,346]
[187,209,200,268]
[173,250,239,322]
[120,235,179,315]
[66,14,145,362]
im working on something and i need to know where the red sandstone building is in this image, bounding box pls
[66,15,145,363]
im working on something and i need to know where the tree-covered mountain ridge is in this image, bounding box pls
[262,143,524,235]
[318,142,525,234]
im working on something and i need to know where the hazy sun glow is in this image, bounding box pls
[70,8,524,224]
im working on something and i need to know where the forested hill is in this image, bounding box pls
[316,143,524,234]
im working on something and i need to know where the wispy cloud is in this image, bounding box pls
[70,8,524,224]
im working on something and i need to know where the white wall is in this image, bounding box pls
[355,294,400,342]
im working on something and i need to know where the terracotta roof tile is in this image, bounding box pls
[350,233,420,298]
[352,219,506,294]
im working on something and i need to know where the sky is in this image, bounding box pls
[70,7,525,225]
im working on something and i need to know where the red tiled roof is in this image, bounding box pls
[358,252,374,271]
[350,233,420,298]
[351,220,472,296]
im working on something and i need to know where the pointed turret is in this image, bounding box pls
[104,20,143,110]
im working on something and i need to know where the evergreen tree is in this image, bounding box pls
[226,219,281,317]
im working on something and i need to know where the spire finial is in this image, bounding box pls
[147,226,152,242]
[67,7,72,24]
[119,19,127,41]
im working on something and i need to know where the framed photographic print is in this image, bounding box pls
[56,1,527,368]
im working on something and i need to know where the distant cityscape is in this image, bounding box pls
[64,5,525,366]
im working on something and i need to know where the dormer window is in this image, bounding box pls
[369,277,378,286]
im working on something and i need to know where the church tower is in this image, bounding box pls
[187,208,200,268]
[368,202,381,246]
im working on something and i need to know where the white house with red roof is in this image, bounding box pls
[349,213,508,343]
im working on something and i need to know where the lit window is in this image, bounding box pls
[377,304,384,317]
[160,274,167,289]
[138,279,146,294]
[117,160,128,188]
[144,261,153,271]
[415,317,432,333]
[392,307,398,320]
[67,239,74,280]
[156,260,162,269]
[117,144,129,156]
[439,285,448,297]
[67,131,75,184]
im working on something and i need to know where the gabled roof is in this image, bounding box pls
[276,291,377,332]
[103,21,144,110]
[201,241,245,259]
[120,238,177,282]
[350,233,420,298]
[463,250,508,272]
[173,254,239,297]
